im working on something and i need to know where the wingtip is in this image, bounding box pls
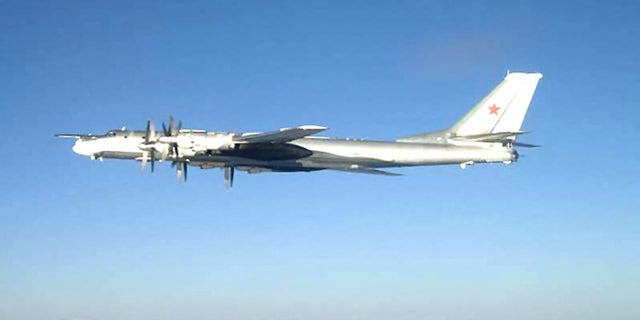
[299,125,328,131]
[505,72,543,80]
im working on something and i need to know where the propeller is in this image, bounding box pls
[161,115,182,158]
[167,117,186,183]
[139,116,187,180]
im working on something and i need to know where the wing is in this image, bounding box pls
[233,125,327,144]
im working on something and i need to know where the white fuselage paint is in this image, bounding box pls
[292,138,514,166]
[70,131,516,169]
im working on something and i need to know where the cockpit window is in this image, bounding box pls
[104,129,135,138]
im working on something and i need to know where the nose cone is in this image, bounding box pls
[72,140,93,156]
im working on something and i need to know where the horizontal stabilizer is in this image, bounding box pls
[513,141,541,148]
[453,131,528,143]
[234,125,327,144]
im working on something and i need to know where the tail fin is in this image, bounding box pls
[451,72,543,136]
[398,72,543,143]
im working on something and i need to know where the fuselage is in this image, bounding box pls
[293,137,515,167]
[58,72,541,185]
[70,129,517,172]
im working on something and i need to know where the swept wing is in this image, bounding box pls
[327,165,402,176]
[233,125,327,144]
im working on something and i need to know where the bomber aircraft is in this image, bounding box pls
[57,72,543,188]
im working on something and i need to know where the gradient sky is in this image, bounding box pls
[1,1,639,319]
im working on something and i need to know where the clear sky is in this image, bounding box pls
[1,1,639,319]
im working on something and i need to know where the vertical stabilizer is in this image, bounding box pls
[398,72,542,143]
[450,72,543,136]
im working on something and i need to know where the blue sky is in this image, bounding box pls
[1,1,639,319]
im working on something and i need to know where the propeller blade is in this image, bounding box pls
[148,119,156,142]
[173,144,179,159]
[173,160,187,182]
[175,161,183,181]
[150,151,155,173]
[169,115,177,136]
[224,166,235,189]
[145,120,151,143]
[159,144,169,161]
[144,119,157,144]
[183,162,188,182]
[141,151,148,174]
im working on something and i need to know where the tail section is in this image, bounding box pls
[451,72,542,136]
[398,72,542,143]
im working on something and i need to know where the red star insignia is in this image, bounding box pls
[488,104,500,115]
